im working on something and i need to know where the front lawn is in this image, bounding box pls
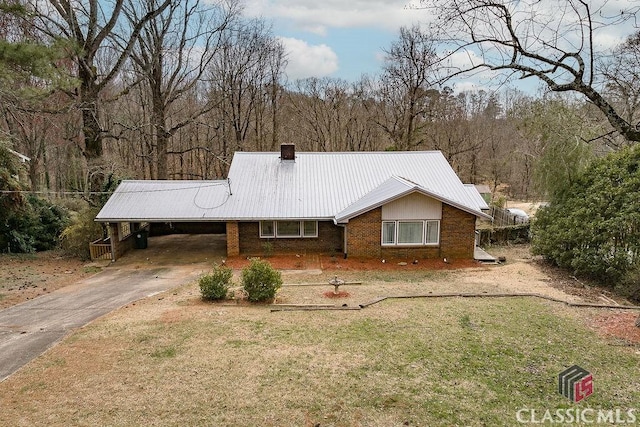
[0,277,637,426]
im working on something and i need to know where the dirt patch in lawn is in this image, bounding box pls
[0,251,103,309]
[588,311,640,345]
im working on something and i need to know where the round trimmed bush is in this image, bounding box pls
[199,264,233,300]
[242,259,282,302]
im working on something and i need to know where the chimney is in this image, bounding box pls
[280,143,295,161]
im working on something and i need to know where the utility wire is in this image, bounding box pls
[0,182,229,195]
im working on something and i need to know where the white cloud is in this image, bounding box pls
[443,49,483,71]
[451,81,486,94]
[243,0,423,35]
[279,37,339,80]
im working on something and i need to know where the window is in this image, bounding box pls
[382,220,440,246]
[382,221,395,245]
[260,221,275,238]
[303,221,318,237]
[276,221,301,237]
[425,220,439,244]
[118,222,132,241]
[260,220,318,238]
[398,221,424,245]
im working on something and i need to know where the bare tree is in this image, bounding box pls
[25,0,171,192]
[422,0,640,142]
[376,25,439,150]
[207,18,285,157]
[123,0,239,179]
[600,30,640,146]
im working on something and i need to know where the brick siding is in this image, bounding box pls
[226,221,240,256]
[237,221,343,256]
[439,204,476,259]
[346,205,476,259]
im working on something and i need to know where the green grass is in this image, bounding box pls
[83,266,103,274]
[0,296,637,426]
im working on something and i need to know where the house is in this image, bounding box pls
[95,145,490,261]
[473,184,492,206]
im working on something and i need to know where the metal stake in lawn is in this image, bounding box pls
[329,276,345,295]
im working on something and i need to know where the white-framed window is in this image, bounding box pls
[277,220,301,237]
[381,220,440,246]
[303,221,318,237]
[118,222,132,241]
[260,220,318,238]
[398,221,424,245]
[259,221,275,238]
[425,220,439,244]
[382,221,396,245]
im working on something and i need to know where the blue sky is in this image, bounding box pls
[242,0,638,93]
[243,0,422,82]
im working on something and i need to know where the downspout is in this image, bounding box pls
[334,217,348,259]
[342,225,348,259]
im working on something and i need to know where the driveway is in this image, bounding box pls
[0,262,208,382]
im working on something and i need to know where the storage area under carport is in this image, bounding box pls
[91,221,228,263]
[117,233,227,265]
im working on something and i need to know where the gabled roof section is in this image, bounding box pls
[335,176,491,223]
[334,176,421,223]
[96,150,493,223]
[464,184,490,211]
[225,151,488,221]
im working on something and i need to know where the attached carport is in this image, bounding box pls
[94,180,235,262]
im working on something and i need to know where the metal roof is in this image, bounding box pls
[95,180,232,222]
[96,150,491,222]
[335,177,491,223]
[464,184,490,211]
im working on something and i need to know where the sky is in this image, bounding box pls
[243,0,423,82]
[242,0,639,93]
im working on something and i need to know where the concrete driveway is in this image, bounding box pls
[0,262,208,382]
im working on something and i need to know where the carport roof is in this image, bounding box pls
[95,150,490,222]
[95,180,233,222]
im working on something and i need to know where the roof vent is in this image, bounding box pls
[280,144,295,161]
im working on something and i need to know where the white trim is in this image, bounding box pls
[260,220,318,239]
[276,220,301,238]
[425,220,440,245]
[397,221,424,245]
[381,219,440,246]
[259,220,275,238]
[302,220,318,238]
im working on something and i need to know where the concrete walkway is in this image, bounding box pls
[0,263,206,382]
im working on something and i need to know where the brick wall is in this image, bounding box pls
[440,204,476,259]
[346,205,476,260]
[226,222,240,256]
[238,221,343,256]
[345,208,383,258]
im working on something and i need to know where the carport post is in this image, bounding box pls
[226,221,240,256]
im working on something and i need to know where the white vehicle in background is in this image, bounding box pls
[506,208,530,224]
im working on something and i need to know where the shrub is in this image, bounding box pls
[60,206,103,260]
[615,264,640,303]
[242,259,282,302]
[532,145,640,286]
[0,194,69,253]
[199,264,233,301]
